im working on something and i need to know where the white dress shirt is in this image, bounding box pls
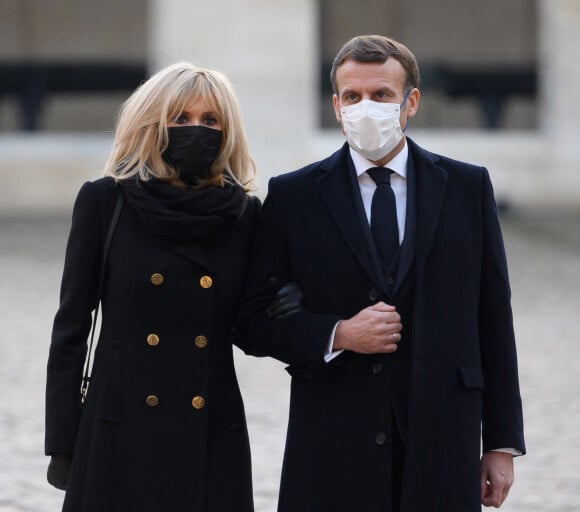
[350,144,408,243]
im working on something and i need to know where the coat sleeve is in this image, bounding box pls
[479,169,526,454]
[235,176,341,366]
[45,181,103,456]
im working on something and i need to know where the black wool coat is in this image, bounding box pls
[237,139,526,512]
[46,177,259,512]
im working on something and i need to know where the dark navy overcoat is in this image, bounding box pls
[237,139,525,512]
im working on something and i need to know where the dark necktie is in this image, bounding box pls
[367,167,399,270]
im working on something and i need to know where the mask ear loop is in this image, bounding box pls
[400,88,413,133]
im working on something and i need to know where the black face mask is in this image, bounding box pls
[163,126,223,186]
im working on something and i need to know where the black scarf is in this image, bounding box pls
[120,178,248,243]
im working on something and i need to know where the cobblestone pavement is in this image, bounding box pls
[0,211,579,512]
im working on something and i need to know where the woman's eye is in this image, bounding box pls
[173,114,188,124]
[204,117,218,126]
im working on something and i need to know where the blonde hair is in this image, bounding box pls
[104,62,256,190]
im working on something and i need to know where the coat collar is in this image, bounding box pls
[315,139,448,295]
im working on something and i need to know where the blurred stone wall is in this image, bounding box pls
[0,0,147,132]
[1,0,579,214]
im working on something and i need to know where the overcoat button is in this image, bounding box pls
[372,362,383,375]
[147,334,160,346]
[192,396,205,409]
[194,335,208,349]
[268,276,279,287]
[375,432,387,445]
[368,288,379,301]
[151,273,164,286]
[386,276,394,286]
[200,276,213,288]
[146,395,159,407]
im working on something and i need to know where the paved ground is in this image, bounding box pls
[0,209,579,511]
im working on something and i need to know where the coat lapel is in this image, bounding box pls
[164,241,212,272]
[407,138,448,281]
[392,150,417,295]
[315,145,383,288]
[129,212,213,271]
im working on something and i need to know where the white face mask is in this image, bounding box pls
[340,98,406,161]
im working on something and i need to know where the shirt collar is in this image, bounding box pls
[349,142,408,179]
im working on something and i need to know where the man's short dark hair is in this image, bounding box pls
[330,35,420,94]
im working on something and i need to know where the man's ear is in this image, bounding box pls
[405,88,420,120]
[332,94,342,124]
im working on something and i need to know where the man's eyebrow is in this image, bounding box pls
[339,88,358,98]
[372,85,396,95]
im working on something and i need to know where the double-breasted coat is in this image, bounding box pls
[46,177,259,512]
[236,139,526,512]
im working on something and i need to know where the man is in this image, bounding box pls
[237,35,525,511]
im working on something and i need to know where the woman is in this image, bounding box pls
[45,62,266,511]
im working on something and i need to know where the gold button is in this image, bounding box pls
[151,273,164,286]
[147,333,160,346]
[191,396,205,409]
[194,335,208,349]
[146,395,159,407]
[200,276,213,288]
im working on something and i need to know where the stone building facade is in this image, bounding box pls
[0,0,578,212]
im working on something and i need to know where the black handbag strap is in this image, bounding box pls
[81,188,124,402]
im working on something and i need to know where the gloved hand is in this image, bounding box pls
[47,454,72,490]
[267,282,303,318]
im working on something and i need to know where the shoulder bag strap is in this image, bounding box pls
[81,188,124,403]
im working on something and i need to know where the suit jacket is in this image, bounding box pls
[237,139,525,512]
[46,177,258,512]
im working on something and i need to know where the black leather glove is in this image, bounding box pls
[267,282,303,318]
[47,454,72,491]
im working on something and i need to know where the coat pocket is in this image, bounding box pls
[459,365,485,390]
